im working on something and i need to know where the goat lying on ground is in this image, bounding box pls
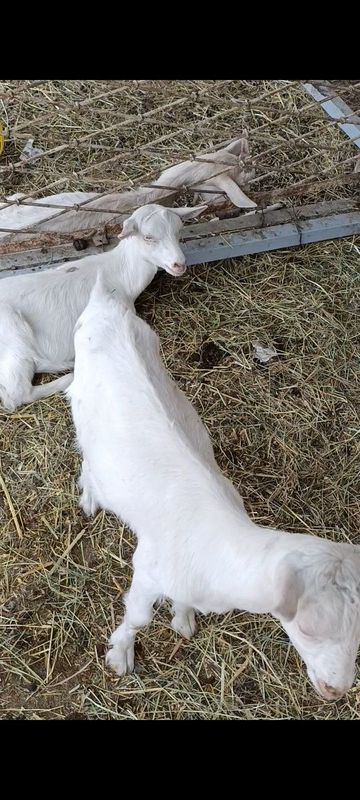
[68,278,360,702]
[0,203,205,411]
[0,132,255,245]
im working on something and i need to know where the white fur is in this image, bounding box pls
[157,134,256,209]
[68,279,360,702]
[0,134,255,244]
[0,191,98,240]
[0,203,205,411]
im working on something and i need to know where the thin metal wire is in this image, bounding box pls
[0,80,52,102]
[9,81,150,134]
[3,81,360,206]
[2,80,359,218]
[0,81,359,242]
[0,81,234,175]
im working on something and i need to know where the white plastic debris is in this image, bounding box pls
[20,138,44,163]
[252,341,278,364]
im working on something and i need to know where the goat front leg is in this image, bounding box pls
[78,460,99,517]
[171,602,196,639]
[106,574,158,676]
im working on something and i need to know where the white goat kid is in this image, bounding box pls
[0,202,205,411]
[68,280,360,702]
[0,133,254,246]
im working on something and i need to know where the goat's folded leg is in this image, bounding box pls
[0,306,34,410]
[171,603,197,639]
[0,365,73,411]
[106,573,158,676]
[0,352,35,412]
[0,305,34,411]
[0,304,73,411]
[30,372,73,404]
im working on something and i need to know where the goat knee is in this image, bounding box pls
[0,387,20,412]
[0,377,32,412]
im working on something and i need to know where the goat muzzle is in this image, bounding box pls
[315,680,348,701]
[167,263,187,277]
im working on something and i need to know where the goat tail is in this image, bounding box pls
[30,372,73,402]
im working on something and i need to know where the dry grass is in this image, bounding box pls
[0,79,358,204]
[1,238,360,720]
[0,81,360,719]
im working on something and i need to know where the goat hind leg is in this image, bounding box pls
[29,372,73,403]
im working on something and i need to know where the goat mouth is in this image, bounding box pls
[167,264,186,276]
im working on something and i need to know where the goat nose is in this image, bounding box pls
[167,262,186,276]
[317,681,347,701]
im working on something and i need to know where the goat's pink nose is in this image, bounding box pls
[168,262,186,276]
[316,681,347,701]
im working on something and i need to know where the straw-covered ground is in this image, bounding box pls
[0,82,360,719]
[0,79,358,202]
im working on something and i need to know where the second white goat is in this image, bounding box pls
[68,278,360,702]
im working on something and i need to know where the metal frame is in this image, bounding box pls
[185,209,360,265]
[303,82,360,149]
[1,199,359,279]
[1,83,359,279]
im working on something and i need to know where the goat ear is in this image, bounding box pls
[172,204,208,220]
[273,553,305,622]
[297,603,330,638]
[212,174,256,209]
[225,132,250,158]
[118,216,138,240]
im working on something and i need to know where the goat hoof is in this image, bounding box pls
[105,643,135,676]
[171,610,196,640]
[79,490,98,517]
[0,392,19,412]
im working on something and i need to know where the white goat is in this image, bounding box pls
[68,279,360,702]
[0,133,255,246]
[0,202,205,411]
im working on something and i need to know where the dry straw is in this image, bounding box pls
[0,81,359,719]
